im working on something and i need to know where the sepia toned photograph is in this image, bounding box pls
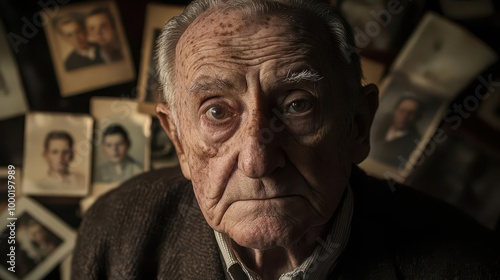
[44,1,135,96]
[22,113,93,197]
[0,21,29,120]
[91,98,151,185]
[361,74,449,181]
[0,198,76,280]
[137,4,185,115]
[390,12,497,97]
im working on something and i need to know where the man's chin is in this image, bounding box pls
[227,217,308,250]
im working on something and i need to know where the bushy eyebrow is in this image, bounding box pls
[189,77,234,94]
[283,69,324,84]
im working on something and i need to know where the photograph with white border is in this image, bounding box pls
[0,197,76,280]
[361,74,450,182]
[91,97,151,185]
[22,113,93,197]
[44,0,135,96]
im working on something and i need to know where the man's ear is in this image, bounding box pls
[351,83,379,164]
[156,102,192,180]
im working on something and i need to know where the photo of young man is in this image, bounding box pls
[95,124,143,183]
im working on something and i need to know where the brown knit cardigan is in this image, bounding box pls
[72,166,500,279]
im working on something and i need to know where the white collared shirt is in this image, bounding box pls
[214,186,354,280]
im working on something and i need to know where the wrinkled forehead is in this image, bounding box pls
[178,6,332,52]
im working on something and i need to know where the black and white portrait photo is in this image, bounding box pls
[44,1,135,96]
[91,98,151,185]
[22,113,93,197]
[362,74,447,179]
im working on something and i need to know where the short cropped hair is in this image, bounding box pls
[86,7,115,28]
[53,13,85,35]
[102,124,130,145]
[156,0,362,108]
[394,96,424,119]
[44,131,74,151]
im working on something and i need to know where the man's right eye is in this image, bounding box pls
[205,105,231,121]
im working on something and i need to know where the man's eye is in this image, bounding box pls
[285,100,313,114]
[206,106,230,121]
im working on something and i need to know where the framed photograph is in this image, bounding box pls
[0,21,29,120]
[91,97,151,185]
[44,0,135,96]
[390,12,497,97]
[0,168,23,214]
[0,197,76,280]
[22,113,93,197]
[360,74,450,182]
[137,4,185,115]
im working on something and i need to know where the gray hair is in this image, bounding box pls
[156,0,362,111]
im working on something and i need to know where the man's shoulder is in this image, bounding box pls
[73,168,225,279]
[343,166,500,278]
[90,167,191,216]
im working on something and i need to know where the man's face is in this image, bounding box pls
[86,13,115,47]
[60,21,88,51]
[169,10,362,249]
[393,99,420,130]
[44,139,72,174]
[102,134,129,163]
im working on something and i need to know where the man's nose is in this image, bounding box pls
[237,111,285,178]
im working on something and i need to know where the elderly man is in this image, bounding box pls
[73,0,499,279]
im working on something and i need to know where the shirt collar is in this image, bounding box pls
[76,45,96,60]
[214,185,354,280]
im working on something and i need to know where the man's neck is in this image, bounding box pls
[48,170,70,180]
[231,223,329,279]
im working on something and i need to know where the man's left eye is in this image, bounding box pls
[285,100,313,114]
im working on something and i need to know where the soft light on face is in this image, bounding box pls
[86,13,115,47]
[44,139,72,175]
[60,21,88,51]
[393,99,420,130]
[102,134,129,163]
[171,9,357,250]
